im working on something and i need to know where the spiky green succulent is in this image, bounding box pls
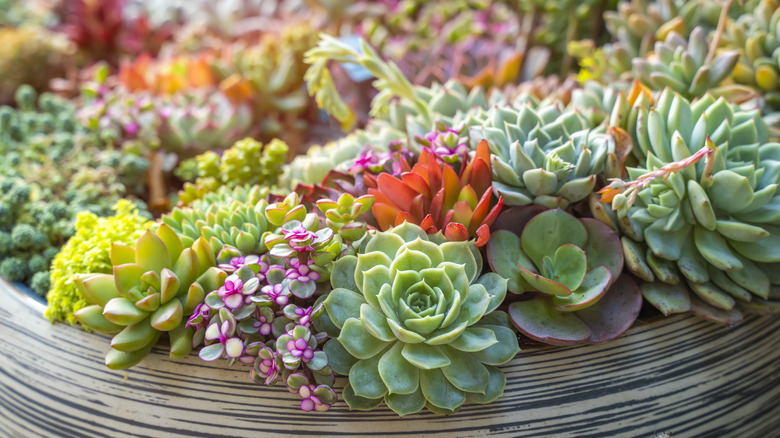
[321,222,518,416]
[632,28,743,99]
[74,224,225,369]
[464,103,615,208]
[163,185,271,255]
[599,89,780,323]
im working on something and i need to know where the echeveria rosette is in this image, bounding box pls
[73,224,225,370]
[488,207,642,346]
[465,103,616,209]
[599,89,780,324]
[321,222,518,416]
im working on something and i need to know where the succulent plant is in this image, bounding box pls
[726,0,780,109]
[73,224,224,369]
[487,207,641,345]
[45,200,152,325]
[597,89,780,323]
[632,28,747,100]
[465,102,616,208]
[163,186,271,255]
[175,137,288,204]
[368,138,503,246]
[321,222,518,415]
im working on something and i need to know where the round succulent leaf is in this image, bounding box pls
[362,265,393,309]
[439,241,479,283]
[199,342,225,361]
[150,299,184,331]
[475,273,508,314]
[405,238,444,266]
[323,288,367,329]
[549,244,588,292]
[103,297,148,326]
[726,254,770,299]
[419,368,466,412]
[552,265,612,312]
[707,170,755,213]
[390,248,433,274]
[349,353,389,399]
[640,281,692,315]
[360,304,395,342]
[693,226,743,271]
[80,274,121,307]
[424,321,468,345]
[730,225,780,262]
[454,283,490,326]
[136,230,172,273]
[391,222,430,243]
[518,265,573,296]
[467,365,506,404]
[308,350,329,372]
[342,384,384,411]
[74,305,124,334]
[581,218,624,284]
[355,251,393,293]
[365,232,406,260]
[402,343,451,369]
[111,318,156,352]
[105,335,159,370]
[447,327,498,352]
[323,339,358,375]
[385,388,426,416]
[134,292,161,312]
[508,297,590,346]
[576,275,643,344]
[330,255,358,291]
[387,318,426,344]
[338,318,391,360]
[441,346,490,393]
[486,230,533,293]
[378,342,420,395]
[469,323,519,366]
[113,263,146,298]
[521,209,587,268]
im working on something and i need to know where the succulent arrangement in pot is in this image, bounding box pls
[0,0,778,427]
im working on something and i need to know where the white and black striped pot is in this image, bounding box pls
[1,277,778,437]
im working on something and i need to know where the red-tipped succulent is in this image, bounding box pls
[368,139,502,246]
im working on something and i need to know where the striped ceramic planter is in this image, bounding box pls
[1,277,778,437]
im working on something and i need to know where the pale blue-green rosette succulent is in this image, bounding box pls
[320,222,519,416]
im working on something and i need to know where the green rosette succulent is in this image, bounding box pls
[599,89,780,323]
[487,207,641,345]
[321,222,518,416]
[163,186,270,255]
[73,224,225,369]
[465,103,616,208]
[632,28,745,100]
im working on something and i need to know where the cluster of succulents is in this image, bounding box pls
[4,0,776,418]
[46,199,152,324]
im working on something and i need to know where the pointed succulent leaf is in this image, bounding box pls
[111,318,157,352]
[103,297,148,326]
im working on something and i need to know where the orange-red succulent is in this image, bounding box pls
[368,140,503,247]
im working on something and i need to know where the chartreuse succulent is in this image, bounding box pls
[465,102,616,208]
[45,199,152,325]
[321,222,518,415]
[73,224,224,369]
[598,89,780,323]
[726,0,780,109]
[488,207,641,345]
